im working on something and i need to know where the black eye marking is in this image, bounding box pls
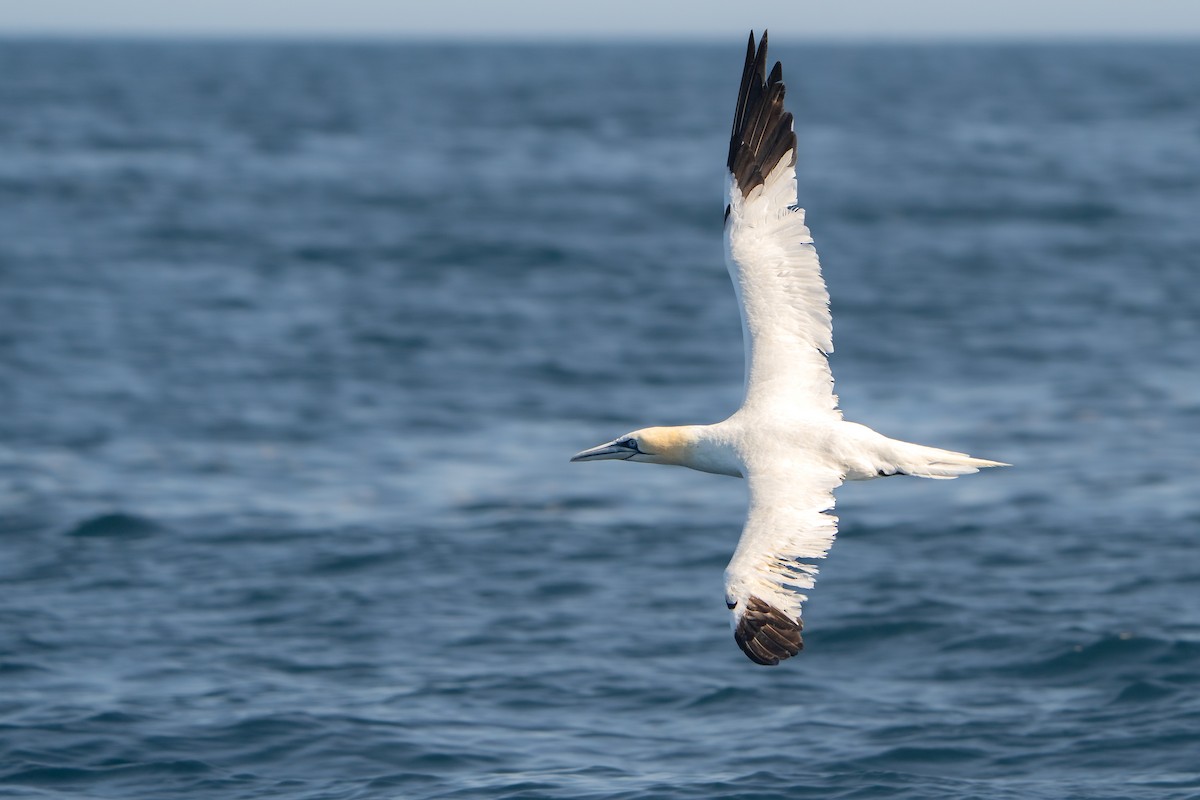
[726,599,738,609]
[620,438,640,451]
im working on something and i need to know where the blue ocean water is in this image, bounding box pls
[1,37,1199,799]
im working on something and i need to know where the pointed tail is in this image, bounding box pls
[889,441,1010,480]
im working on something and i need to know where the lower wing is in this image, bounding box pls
[724,463,844,665]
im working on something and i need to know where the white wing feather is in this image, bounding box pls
[726,169,837,414]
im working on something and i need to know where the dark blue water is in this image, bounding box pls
[1,38,1199,799]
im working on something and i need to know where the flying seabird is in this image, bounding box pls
[571,31,1008,666]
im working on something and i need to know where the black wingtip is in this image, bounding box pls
[727,30,797,201]
[734,596,804,666]
[754,31,769,83]
[768,60,783,86]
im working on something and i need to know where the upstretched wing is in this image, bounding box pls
[724,462,843,665]
[725,31,838,415]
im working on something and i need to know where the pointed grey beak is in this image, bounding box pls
[570,439,637,463]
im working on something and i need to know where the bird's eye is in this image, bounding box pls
[621,438,638,450]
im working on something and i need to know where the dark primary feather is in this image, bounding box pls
[727,30,797,201]
[734,595,804,666]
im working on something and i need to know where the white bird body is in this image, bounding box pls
[572,31,1007,666]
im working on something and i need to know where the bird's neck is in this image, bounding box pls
[645,424,743,477]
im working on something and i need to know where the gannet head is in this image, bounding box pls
[570,426,695,467]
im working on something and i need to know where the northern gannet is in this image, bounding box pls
[571,31,1008,666]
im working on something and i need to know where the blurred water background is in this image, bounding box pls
[1,38,1198,799]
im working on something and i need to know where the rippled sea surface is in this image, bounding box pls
[1,38,1199,799]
